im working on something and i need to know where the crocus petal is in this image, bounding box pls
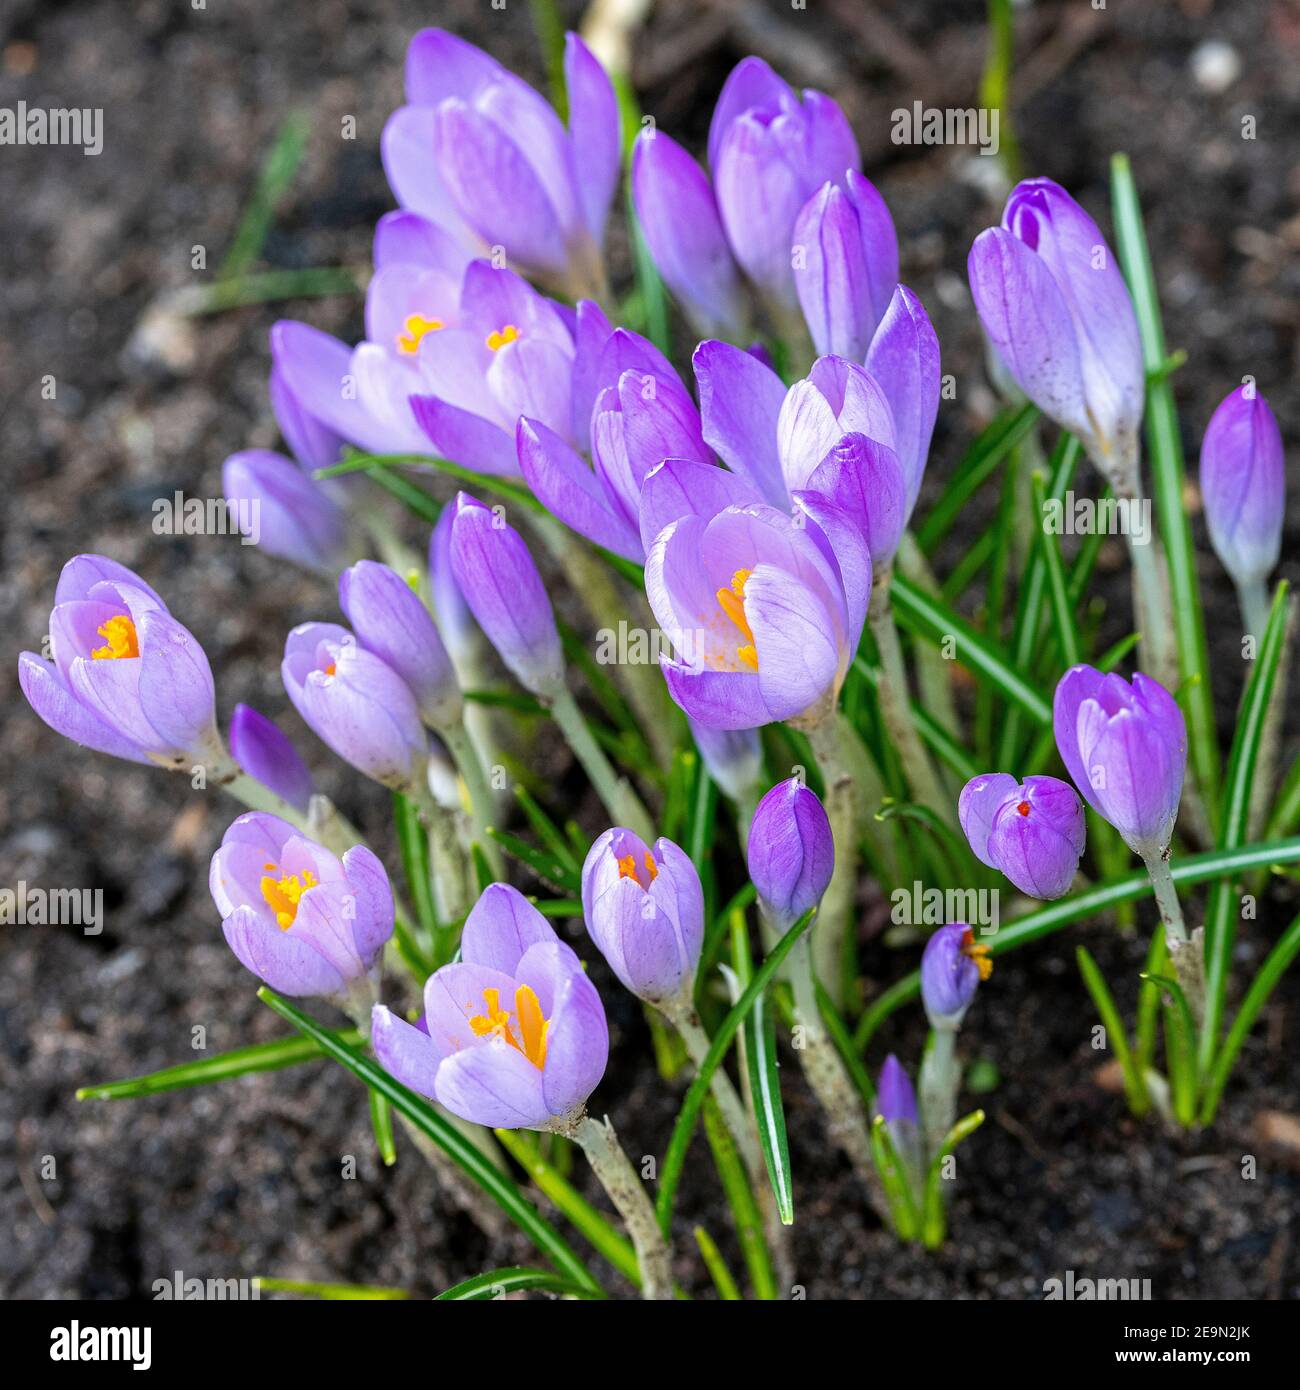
[222,904,347,999]
[957,773,1020,868]
[564,33,621,244]
[373,209,475,277]
[1052,663,1107,814]
[409,394,519,476]
[693,338,789,506]
[371,1004,447,1100]
[1199,385,1285,592]
[661,660,773,731]
[132,609,220,763]
[55,555,165,608]
[639,457,759,554]
[228,704,313,813]
[461,882,559,976]
[746,778,834,928]
[18,652,151,763]
[920,923,983,1028]
[340,844,396,965]
[807,432,907,570]
[536,960,608,1118]
[707,55,793,171]
[222,449,347,574]
[435,1036,552,1130]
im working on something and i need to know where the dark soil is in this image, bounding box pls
[1,0,1297,1299]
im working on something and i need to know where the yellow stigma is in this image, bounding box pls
[617,850,659,889]
[961,927,994,982]
[486,323,521,352]
[716,567,758,671]
[260,868,318,931]
[469,985,549,1068]
[396,313,444,355]
[90,614,139,661]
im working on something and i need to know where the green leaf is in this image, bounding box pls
[369,1088,397,1167]
[1140,972,1198,1125]
[657,910,815,1235]
[890,575,1052,724]
[702,1095,777,1299]
[219,111,309,280]
[853,837,1300,1052]
[692,1226,742,1300]
[434,1267,603,1301]
[257,989,601,1295]
[1110,152,1220,828]
[850,656,981,783]
[76,1031,361,1101]
[255,1276,409,1300]
[317,449,541,514]
[1077,946,1148,1115]
[487,826,581,895]
[920,1109,985,1249]
[393,791,440,965]
[190,267,359,314]
[1199,908,1300,1125]
[733,916,794,1226]
[1030,469,1082,669]
[1200,581,1291,1071]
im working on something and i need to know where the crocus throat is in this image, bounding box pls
[960,927,994,982]
[716,568,758,671]
[469,985,549,1068]
[1016,801,1031,817]
[617,851,659,889]
[486,324,521,352]
[397,313,444,355]
[91,615,139,661]
[260,868,318,930]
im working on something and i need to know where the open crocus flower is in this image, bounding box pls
[281,622,427,791]
[1053,665,1186,858]
[19,554,223,770]
[381,28,618,298]
[210,812,393,1002]
[221,366,351,575]
[1199,384,1285,633]
[645,496,870,730]
[372,883,608,1130]
[633,56,860,329]
[920,923,992,1030]
[580,829,705,1005]
[958,773,1085,900]
[968,178,1145,490]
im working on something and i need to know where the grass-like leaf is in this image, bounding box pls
[1076,946,1148,1115]
[255,1276,409,1300]
[434,1266,603,1300]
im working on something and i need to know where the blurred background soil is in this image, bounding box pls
[1,0,1298,1299]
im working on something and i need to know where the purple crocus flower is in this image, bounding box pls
[372,882,609,1130]
[920,923,991,1030]
[793,173,899,360]
[339,560,461,731]
[1053,665,1186,857]
[581,829,705,1005]
[746,778,835,929]
[19,555,223,770]
[632,56,861,329]
[221,366,350,575]
[645,495,870,729]
[281,622,427,791]
[448,492,564,700]
[428,503,477,670]
[877,1053,918,1126]
[968,178,1145,486]
[689,719,763,806]
[1199,384,1285,629]
[228,704,314,814]
[382,28,619,297]
[210,812,393,1001]
[959,773,1085,900]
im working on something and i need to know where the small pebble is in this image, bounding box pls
[1190,40,1241,95]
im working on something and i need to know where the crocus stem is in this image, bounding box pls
[802,712,862,1003]
[785,933,888,1219]
[1142,849,1204,1020]
[529,511,677,769]
[1238,577,1271,647]
[550,688,655,842]
[918,1027,959,1159]
[566,1112,673,1300]
[1126,526,1178,693]
[1248,594,1295,841]
[868,568,953,829]
[440,718,504,876]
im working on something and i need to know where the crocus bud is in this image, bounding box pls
[689,719,763,806]
[968,179,1144,489]
[1199,384,1285,607]
[372,883,608,1130]
[281,622,427,791]
[221,450,349,575]
[1053,665,1186,858]
[793,174,898,360]
[19,554,223,770]
[581,829,705,1005]
[920,923,991,1030]
[339,560,462,730]
[228,704,313,813]
[746,778,834,929]
[877,1054,918,1126]
[209,812,393,1002]
[959,772,1085,900]
[428,503,477,669]
[448,492,564,700]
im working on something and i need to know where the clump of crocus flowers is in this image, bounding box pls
[40,20,1299,1302]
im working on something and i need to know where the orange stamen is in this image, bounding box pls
[90,615,139,661]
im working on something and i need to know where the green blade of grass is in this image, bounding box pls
[219,110,309,280]
[657,910,815,1235]
[255,1276,409,1300]
[1031,470,1082,668]
[258,989,601,1295]
[1199,581,1291,1072]
[76,1031,360,1101]
[368,1089,397,1167]
[434,1267,603,1301]
[1076,946,1148,1114]
[702,1094,777,1299]
[693,1226,742,1300]
[1110,152,1220,829]
[920,1109,985,1249]
[853,837,1300,1052]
